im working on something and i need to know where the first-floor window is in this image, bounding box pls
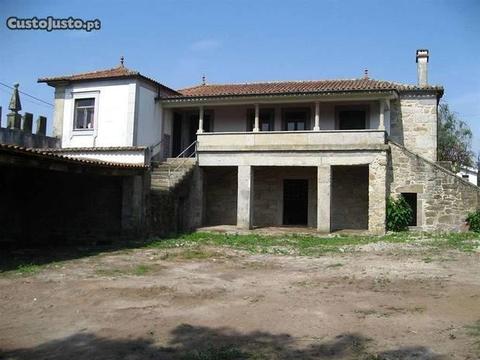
[74,98,95,130]
[283,109,309,131]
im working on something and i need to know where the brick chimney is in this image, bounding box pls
[416,49,429,87]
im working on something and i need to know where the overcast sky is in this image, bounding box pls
[1,0,479,150]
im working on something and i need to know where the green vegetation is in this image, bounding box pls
[15,263,41,275]
[95,264,155,277]
[465,320,480,354]
[147,230,479,256]
[2,231,479,278]
[466,210,480,232]
[386,196,413,232]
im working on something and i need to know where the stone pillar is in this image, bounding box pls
[22,112,33,133]
[313,101,320,131]
[237,165,254,229]
[368,153,387,235]
[36,116,47,135]
[197,106,204,134]
[7,113,21,129]
[317,165,331,232]
[189,166,205,229]
[52,86,65,138]
[121,175,146,235]
[379,100,385,131]
[253,104,260,132]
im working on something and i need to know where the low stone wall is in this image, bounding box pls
[388,142,479,231]
[0,128,59,149]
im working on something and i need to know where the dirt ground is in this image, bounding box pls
[0,238,479,359]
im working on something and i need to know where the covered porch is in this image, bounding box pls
[162,93,394,157]
[200,160,387,234]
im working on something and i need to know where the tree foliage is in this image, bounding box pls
[438,103,474,169]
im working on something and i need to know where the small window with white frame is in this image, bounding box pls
[74,98,95,130]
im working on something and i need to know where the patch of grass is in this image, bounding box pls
[95,264,155,277]
[133,264,152,275]
[427,232,480,252]
[465,320,480,354]
[15,263,41,276]
[146,231,418,257]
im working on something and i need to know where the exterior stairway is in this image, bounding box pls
[150,158,197,192]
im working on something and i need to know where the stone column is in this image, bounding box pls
[52,86,65,138]
[379,100,385,131]
[121,175,147,235]
[313,101,320,131]
[36,116,47,135]
[253,104,260,132]
[317,165,331,232]
[22,112,33,133]
[197,106,204,134]
[237,165,254,229]
[368,153,387,235]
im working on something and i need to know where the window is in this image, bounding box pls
[462,174,470,180]
[283,109,309,131]
[74,98,95,130]
[247,109,274,131]
[402,193,417,226]
[338,110,366,130]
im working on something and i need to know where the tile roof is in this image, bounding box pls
[0,143,148,169]
[172,78,443,99]
[38,65,180,96]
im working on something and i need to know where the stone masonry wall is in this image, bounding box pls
[389,142,479,231]
[253,167,317,227]
[331,166,368,230]
[389,95,438,162]
[205,167,238,226]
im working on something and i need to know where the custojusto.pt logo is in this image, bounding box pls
[6,16,101,32]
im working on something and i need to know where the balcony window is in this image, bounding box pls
[74,98,95,130]
[336,105,369,130]
[247,108,274,131]
[283,108,310,131]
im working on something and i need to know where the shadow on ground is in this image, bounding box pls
[0,233,183,273]
[0,324,445,360]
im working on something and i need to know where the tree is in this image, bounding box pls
[437,103,474,170]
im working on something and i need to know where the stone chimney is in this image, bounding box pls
[416,49,429,87]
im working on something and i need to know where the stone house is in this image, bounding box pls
[38,50,480,235]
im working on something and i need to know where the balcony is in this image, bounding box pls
[196,130,387,152]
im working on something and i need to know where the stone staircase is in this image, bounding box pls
[150,158,197,192]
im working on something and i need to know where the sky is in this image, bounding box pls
[0,0,479,150]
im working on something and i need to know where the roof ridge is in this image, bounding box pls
[180,78,388,89]
[39,65,139,81]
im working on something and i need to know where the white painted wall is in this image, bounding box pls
[457,166,478,186]
[60,79,164,156]
[56,150,147,165]
[61,79,136,148]
[135,83,163,156]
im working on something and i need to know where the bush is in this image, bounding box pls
[386,196,413,232]
[466,210,480,232]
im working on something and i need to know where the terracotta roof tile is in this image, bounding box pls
[0,143,148,169]
[172,78,443,99]
[38,66,180,96]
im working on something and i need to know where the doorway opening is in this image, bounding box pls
[402,193,417,226]
[283,179,308,225]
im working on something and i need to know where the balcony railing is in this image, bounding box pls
[196,130,387,152]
